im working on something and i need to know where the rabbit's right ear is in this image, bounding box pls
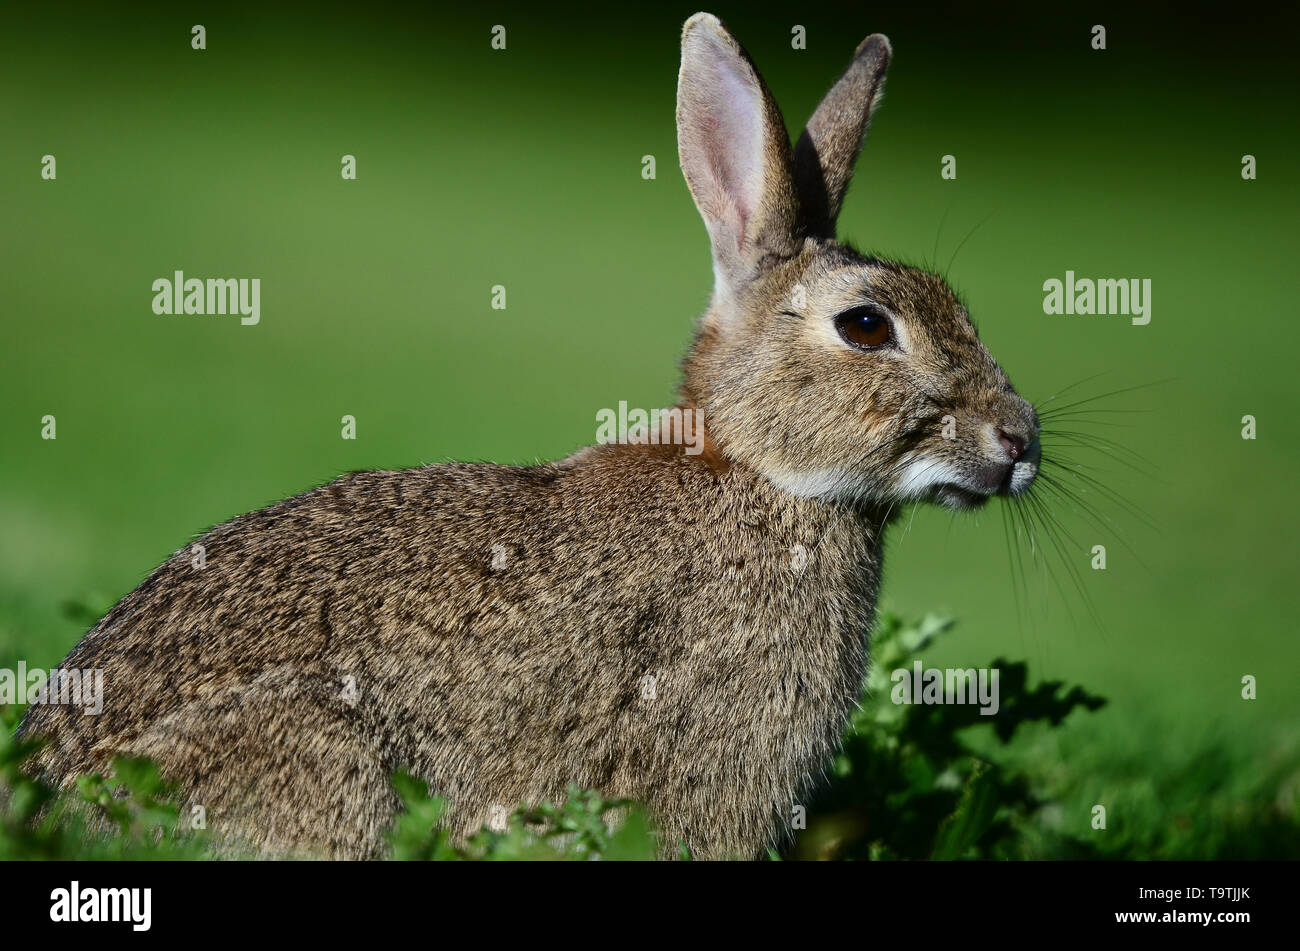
[677,13,801,300]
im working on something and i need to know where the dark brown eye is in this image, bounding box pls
[835,307,892,350]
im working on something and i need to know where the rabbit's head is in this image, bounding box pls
[677,14,1039,510]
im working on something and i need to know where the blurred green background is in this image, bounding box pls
[2,1,1297,856]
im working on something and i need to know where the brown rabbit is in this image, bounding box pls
[19,12,1040,859]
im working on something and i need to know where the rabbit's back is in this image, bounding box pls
[21,445,884,857]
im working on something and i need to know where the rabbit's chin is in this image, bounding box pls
[931,483,994,511]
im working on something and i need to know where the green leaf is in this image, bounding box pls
[930,760,1000,860]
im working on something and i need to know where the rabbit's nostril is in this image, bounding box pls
[997,428,1026,461]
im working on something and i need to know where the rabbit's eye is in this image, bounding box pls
[835,307,893,350]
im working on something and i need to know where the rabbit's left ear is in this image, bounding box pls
[793,34,892,237]
[677,14,802,298]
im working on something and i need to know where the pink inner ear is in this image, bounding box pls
[709,61,763,242]
[684,33,767,252]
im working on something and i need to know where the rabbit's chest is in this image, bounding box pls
[659,516,883,730]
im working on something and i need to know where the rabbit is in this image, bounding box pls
[18,12,1041,860]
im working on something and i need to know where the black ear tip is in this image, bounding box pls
[682,12,727,44]
[683,12,721,33]
[855,33,893,64]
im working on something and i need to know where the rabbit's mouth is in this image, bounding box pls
[931,452,1040,510]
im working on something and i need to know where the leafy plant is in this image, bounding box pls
[791,612,1106,860]
[389,774,657,860]
[0,706,208,859]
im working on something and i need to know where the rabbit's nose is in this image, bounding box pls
[996,428,1026,461]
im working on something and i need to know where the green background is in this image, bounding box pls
[3,1,1297,855]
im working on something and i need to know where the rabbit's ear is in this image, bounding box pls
[677,13,801,297]
[792,34,892,237]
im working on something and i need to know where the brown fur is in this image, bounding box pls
[19,13,1040,860]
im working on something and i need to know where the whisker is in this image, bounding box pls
[1021,488,1109,638]
[1035,474,1155,572]
[930,202,952,274]
[946,209,998,275]
[1039,458,1159,532]
[1033,370,1115,412]
[1040,428,1157,476]
[1036,378,1174,418]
